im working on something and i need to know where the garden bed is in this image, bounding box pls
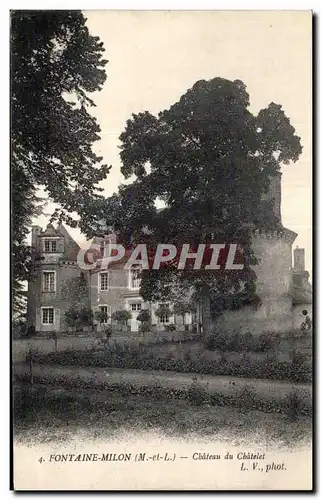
[31,342,312,384]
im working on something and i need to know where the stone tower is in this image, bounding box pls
[294,246,305,272]
[213,171,298,334]
[264,171,282,222]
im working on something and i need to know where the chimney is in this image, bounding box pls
[31,225,42,248]
[294,246,305,272]
[264,172,282,222]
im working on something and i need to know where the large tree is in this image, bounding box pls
[11,10,109,312]
[85,78,302,340]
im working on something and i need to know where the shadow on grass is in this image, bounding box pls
[13,382,312,449]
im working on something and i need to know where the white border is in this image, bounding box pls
[3,3,319,499]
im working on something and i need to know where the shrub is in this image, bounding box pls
[206,331,229,351]
[64,308,79,327]
[290,350,310,383]
[230,332,241,351]
[33,344,312,383]
[167,324,176,332]
[237,385,259,411]
[112,310,132,328]
[137,309,151,323]
[139,322,150,333]
[284,390,311,420]
[258,332,281,352]
[26,325,36,337]
[205,331,282,353]
[79,307,93,326]
[102,324,112,337]
[187,381,208,406]
[95,309,110,325]
[240,332,255,352]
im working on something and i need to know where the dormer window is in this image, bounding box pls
[43,239,57,253]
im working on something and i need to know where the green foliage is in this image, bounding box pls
[237,385,259,411]
[64,307,79,327]
[79,307,93,326]
[97,325,112,344]
[173,301,195,324]
[187,381,208,406]
[155,304,172,319]
[139,322,151,333]
[92,78,302,338]
[26,324,36,337]
[206,331,282,353]
[64,305,93,327]
[284,390,311,421]
[11,11,109,312]
[61,272,89,309]
[258,332,281,351]
[136,309,151,323]
[34,345,312,384]
[111,310,132,325]
[94,309,110,324]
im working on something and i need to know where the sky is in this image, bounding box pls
[34,10,312,276]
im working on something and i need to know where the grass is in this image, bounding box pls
[13,382,312,448]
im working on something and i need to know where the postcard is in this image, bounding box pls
[11,9,313,491]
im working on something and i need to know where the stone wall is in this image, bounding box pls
[293,304,313,330]
[213,229,295,335]
[35,263,86,332]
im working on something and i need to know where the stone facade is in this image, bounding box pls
[26,223,86,333]
[90,258,191,333]
[27,226,192,333]
[212,173,312,334]
[27,175,311,335]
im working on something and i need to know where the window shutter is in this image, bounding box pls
[36,308,41,331]
[151,304,158,325]
[93,305,99,325]
[54,309,61,331]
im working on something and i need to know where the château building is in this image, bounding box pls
[26,174,312,335]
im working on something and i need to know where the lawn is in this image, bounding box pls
[14,382,312,448]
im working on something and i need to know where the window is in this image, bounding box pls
[159,314,170,324]
[99,272,109,291]
[130,303,142,312]
[43,271,56,292]
[159,302,170,324]
[44,239,57,252]
[130,266,141,289]
[99,305,110,323]
[42,307,54,324]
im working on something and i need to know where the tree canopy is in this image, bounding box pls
[11,10,109,311]
[83,78,303,339]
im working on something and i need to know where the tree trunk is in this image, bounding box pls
[201,284,211,342]
[29,354,34,386]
